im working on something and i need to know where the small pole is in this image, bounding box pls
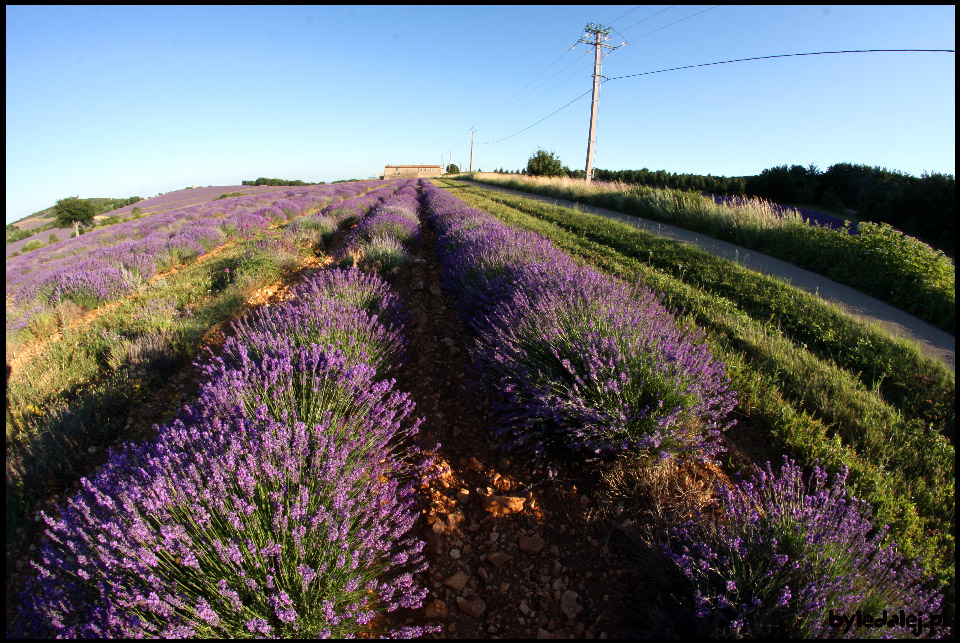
[469,128,475,172]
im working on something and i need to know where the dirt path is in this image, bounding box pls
[456,180,955,371]
[386,209,636,638]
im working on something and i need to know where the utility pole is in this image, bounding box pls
[449,150,452,172]
[579,23,619,184]
[469,128,475,172]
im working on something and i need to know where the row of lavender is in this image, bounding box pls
[6,185,293,258]
[335,181,423,275]
[6,182,387,333]
[18,259,434,637]
[422,182,737,460]
[420,181,947,638]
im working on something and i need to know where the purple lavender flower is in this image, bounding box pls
[663,457,949,638]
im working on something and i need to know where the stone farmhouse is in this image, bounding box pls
[381,164,443,180]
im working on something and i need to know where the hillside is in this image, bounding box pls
[6,178,953,638]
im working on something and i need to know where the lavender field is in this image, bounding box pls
[6,177,953,638]
[6,185,293,258]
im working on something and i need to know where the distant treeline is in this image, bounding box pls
[589,164,955,256]
[241,177,321,186]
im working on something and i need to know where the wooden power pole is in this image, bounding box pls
[579,23,619,184]
[469,128,475,172]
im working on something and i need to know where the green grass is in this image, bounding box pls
[5,211,332,547]
[465,173,956,335]
[434,179,955,602]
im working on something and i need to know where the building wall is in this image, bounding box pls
[384,165,443,179]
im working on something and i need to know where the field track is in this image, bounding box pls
[457,180,955,370]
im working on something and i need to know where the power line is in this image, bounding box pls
[472,39,582,130]
[606,5,643,26]
[623,5,719,42]
[619,5,677,36]
[472,48,955,147]
[603,48,956,83]
[476,89,594,145]
[476,46,592,130]
[479,52,595,132]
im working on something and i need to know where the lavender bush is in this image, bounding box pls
[20,365,430,637]
[19,266,433,638]
[358,235,414,277]
[421,181,736,461]
[664,457,949,638]
[473,264,736,459]
[290,267,408,329]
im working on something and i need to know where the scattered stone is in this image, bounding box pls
[489,531,500,542]
[87,446,98,455]
[446,511,464,530]
[499,582,511,593]
[467,457,483,472]
[477,566,489,583]
[519,600,531,616]
[560,590,583,621]
[498,457,511,469]
[449,548,461,560]
[443,571,469,592]
[518,534,546,555]
[549,545,561,558]
[537,628,554,639]
[456,489,471,504]
[456,596,487,618]
[488,551,514,568]
[424,599,448,620]
[482,494,526,515]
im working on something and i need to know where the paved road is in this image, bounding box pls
[457,180,955,370]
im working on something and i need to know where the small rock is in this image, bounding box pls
[456,489,471,504]
[489,532,500,542]
[424,599,448,619]
[482,494,526,515]
[560,590,582,621]
[87,446,98,455]
[518,534,546,555]
[456,596,486,618]
[449,548,461,560]
[467,457,484,472]
[499,582,511,593]
[498,457,511,469]
[537,628,554,639]
[519,600,531,615]
[477,566,489,583]
[443,571,469,592]
[488,551,514,568]
[424,531,441,554]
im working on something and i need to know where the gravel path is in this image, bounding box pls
[458,180,955,371]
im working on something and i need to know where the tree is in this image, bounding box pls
[54,197,96,237]
[526,148,566,177]
[446,163,460,174]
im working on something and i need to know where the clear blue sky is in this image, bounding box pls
[6,5,955,223]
